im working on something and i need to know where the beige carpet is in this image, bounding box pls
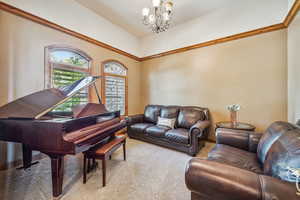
[0,139,214,200]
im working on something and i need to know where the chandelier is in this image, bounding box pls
[142,0,173,34]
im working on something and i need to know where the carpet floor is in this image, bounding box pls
[0,138,215,200]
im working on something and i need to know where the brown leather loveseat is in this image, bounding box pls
[126,105,211,156]
[185,121,300,200]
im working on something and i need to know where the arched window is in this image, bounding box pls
[45,45,92,112]
[101,60,128,116]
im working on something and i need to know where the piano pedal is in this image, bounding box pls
[17,161,39,170]
[92,161,98,170]
[87,161,98,173]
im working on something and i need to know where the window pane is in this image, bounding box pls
[104,62,127,76]
[52,67,88,112]
[50,50,89,68]
[105,76,126,115]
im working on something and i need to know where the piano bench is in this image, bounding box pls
[83,136,126,187]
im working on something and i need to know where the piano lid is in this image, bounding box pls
[0,76,100,119]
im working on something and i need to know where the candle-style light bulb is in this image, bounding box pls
[152,0,161,7]
[163,12,170,21]
[142,7,150,16]
[149,14,155,24]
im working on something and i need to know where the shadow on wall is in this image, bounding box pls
[208,110,229,141]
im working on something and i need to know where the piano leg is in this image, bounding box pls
[22,144,32,168]
[17,144,39,170]
[49,154,64,197]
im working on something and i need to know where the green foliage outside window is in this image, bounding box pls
[53,68,88,112]
[50,51,89,68]
[64,56,87,67]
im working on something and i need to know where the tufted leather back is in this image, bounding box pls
[263,128,300,182]
[177,107,207,129]
[144,105,209,127]
[144,105,161,123]
[257,121,298,164]
[160,106,179,119]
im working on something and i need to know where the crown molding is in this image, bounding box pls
[140,23,286,61]
[0,1,299,62]
[0,2,141,62]
[284,0,300,27]
[141,0,300,61]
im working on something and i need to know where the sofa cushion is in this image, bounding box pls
[177,108,206,129]
[257,121,297,164]
[145,125,170,138]
[160,106,179,119]
[144,105,161,123]
[263,129,300,182]
[129,123,154,134]
[207,144,263,174]
[165,128,189,144]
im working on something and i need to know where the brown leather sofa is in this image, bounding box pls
[185,121,300,200]
[126,105,211,156]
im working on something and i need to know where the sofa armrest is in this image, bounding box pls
[248,132,262,152]
[259,175,298,200]
[189,120,210,138]
[185,158,261,200]
[125,114,144,126]
[216,128,263,152]
[185,158,298,200]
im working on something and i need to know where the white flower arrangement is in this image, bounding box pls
[227,104,241,112]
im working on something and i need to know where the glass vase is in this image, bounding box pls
[230,111,237,126]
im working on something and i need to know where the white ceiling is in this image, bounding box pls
[74,0,289,56]
[3,0,290,57]
[75,0,236,37]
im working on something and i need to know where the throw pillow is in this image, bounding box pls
[157,117,176,129]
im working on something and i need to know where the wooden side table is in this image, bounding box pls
[216,121,256,131]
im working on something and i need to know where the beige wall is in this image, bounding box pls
[288,11,300,123]
[0,11,143,167]
[141,30,288,140]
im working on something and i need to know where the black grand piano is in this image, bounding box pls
[0,76,126,197]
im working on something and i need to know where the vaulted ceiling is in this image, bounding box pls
[75,0,289,38]
[1,0,296,58]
